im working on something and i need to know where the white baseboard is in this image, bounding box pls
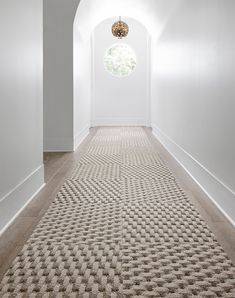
[0,165,45,235]
[93,118,148,126]
[74,126,90,151]
[152,125,235,227]
[44,137,74,152]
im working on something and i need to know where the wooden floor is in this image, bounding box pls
[0,128,235,281]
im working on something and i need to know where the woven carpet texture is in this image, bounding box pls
[0,127,234,297]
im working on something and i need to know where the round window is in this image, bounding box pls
[104,44,137,77]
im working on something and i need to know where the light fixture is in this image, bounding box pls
[112,16,129,39]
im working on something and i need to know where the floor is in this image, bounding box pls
[0,127,234,296]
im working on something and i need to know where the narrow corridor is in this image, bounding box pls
[0,127,235,297]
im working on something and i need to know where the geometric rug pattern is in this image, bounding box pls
[0,127,235,297]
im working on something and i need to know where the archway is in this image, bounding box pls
[91,17,151,126]
[43,0,180,151]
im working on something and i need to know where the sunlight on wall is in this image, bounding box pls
[153,41,217,78]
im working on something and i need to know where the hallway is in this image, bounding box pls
[1,0,235,296]
[1,127,234,296]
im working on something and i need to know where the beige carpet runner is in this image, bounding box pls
[0,127,235,297]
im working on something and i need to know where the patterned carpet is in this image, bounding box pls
[0,127,235,297]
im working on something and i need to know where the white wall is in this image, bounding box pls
[73,29,91,149]
[44,0,181,150]
[151,0,235,224]
[93,18,150,126]
[0,0,44,233]
[43,0,80,152]
[76,0,183,41]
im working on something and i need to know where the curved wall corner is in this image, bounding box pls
[73,25,92,151]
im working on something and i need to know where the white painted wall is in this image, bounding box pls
[44,0,181,150]
[151,0,235,224]
[73,29,91,149]
[43,0,80,152]
[77,0,182,41]
[0,0,44,233]
[93,18,149,126]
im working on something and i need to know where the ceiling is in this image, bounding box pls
[74,0,182,40]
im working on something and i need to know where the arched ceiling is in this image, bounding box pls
[74,0,183,40]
